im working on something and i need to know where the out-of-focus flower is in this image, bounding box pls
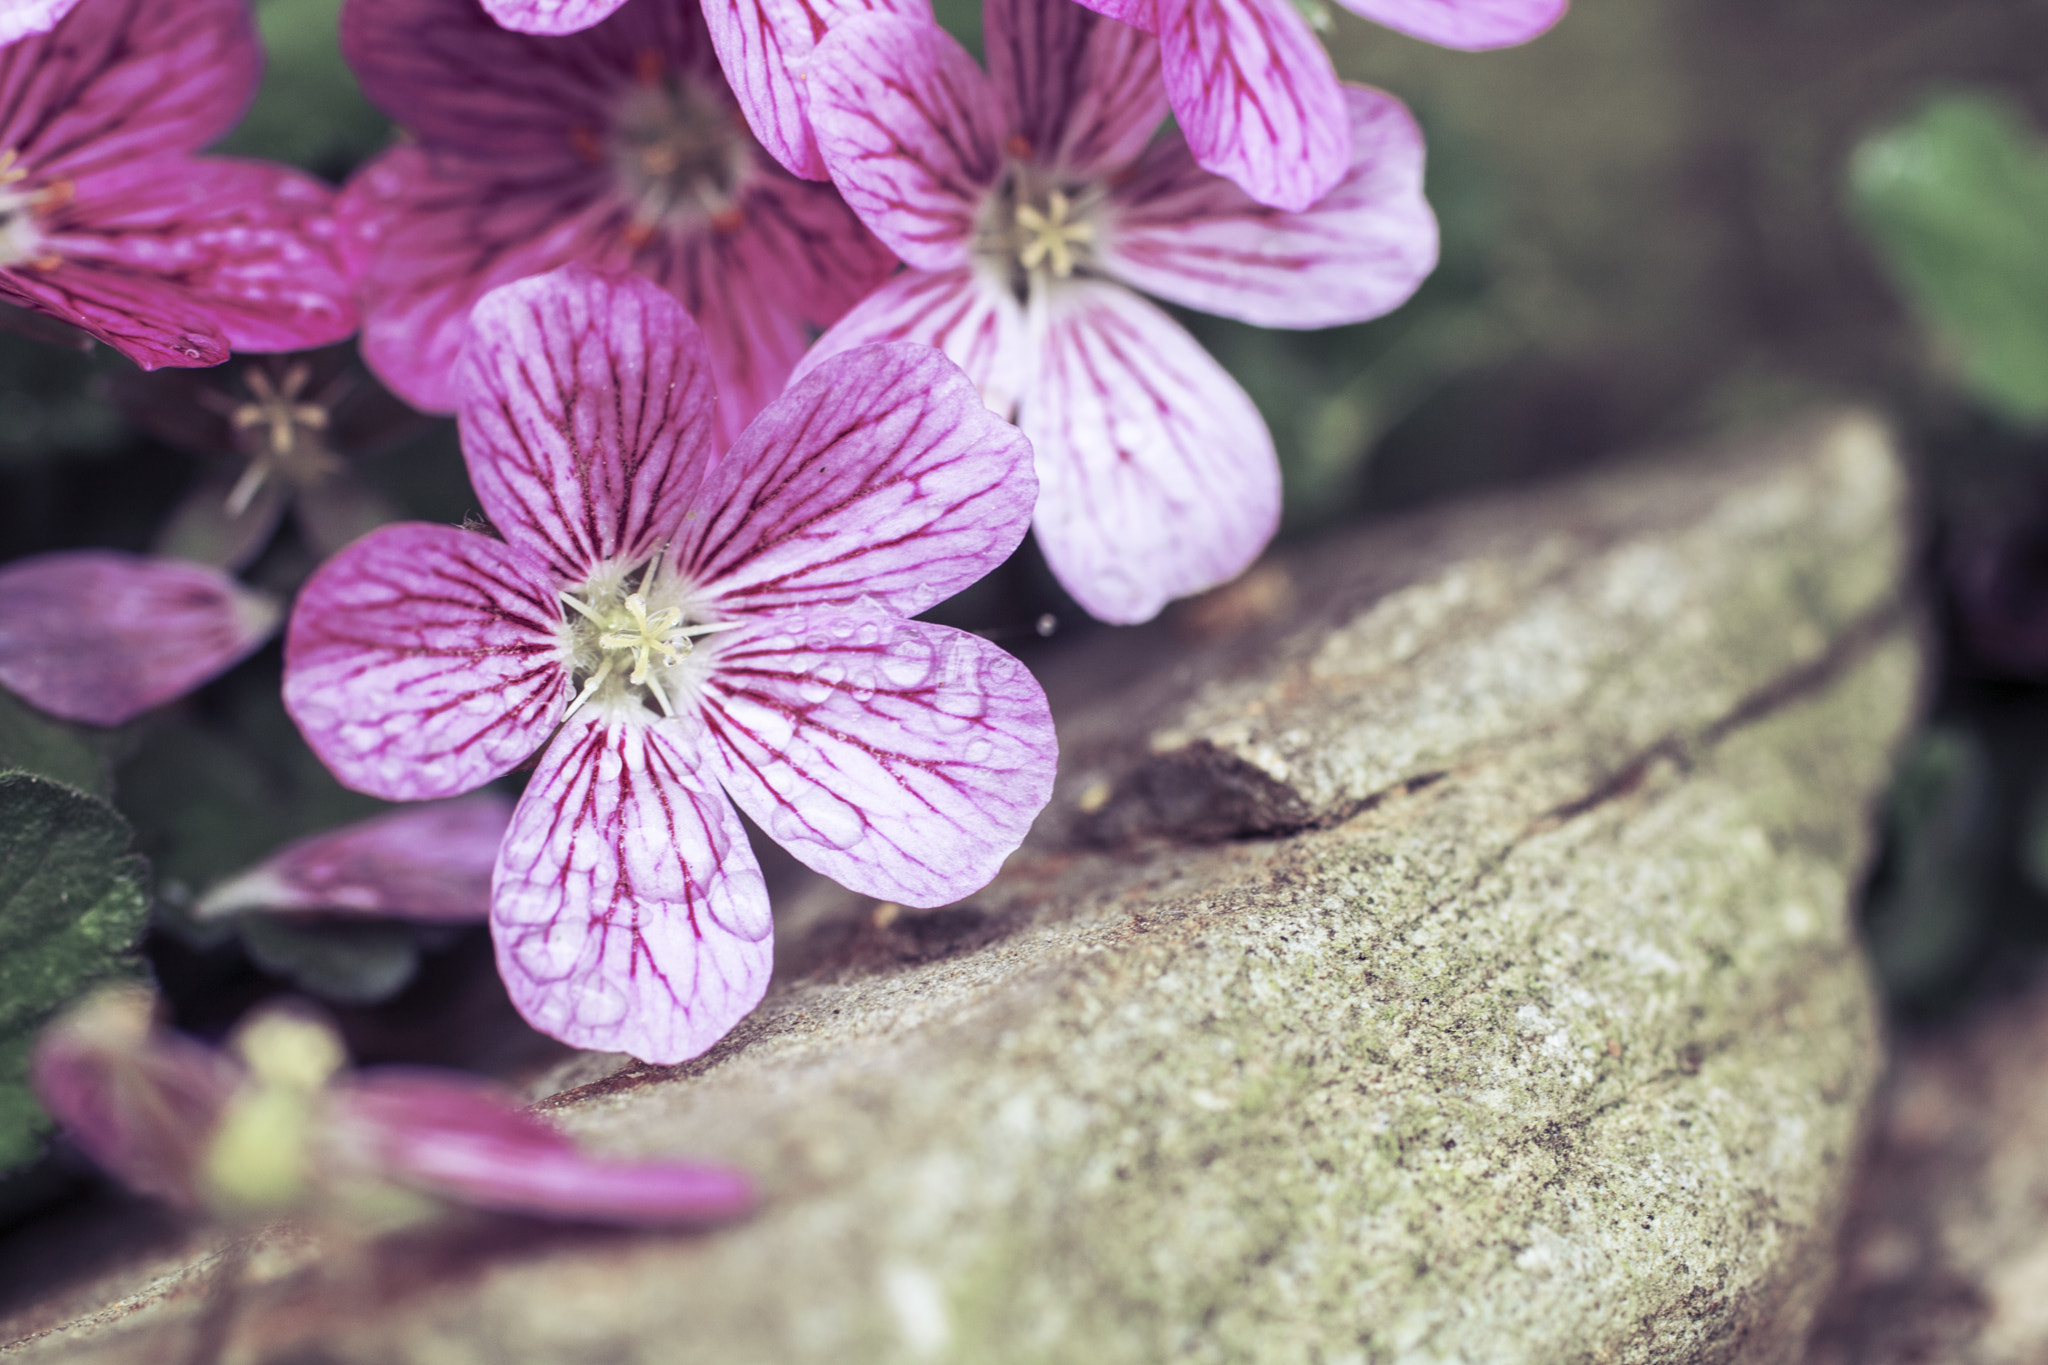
[0,0,82,46]
[283,266,1056,1063]
[336,0,893,446]
[798,0,1437,624]
[0,0,358,368]
[195,794,511,924]
[1074,0,1563,210]
[0,551,278,726]
[116,345,425,572]
[32,986,754,1226]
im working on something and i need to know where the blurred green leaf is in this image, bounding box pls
[236,913,421,1005]
[212,0,391,176]
[0,774,150,1171]
[1848,92,2048,425]
[1864,725,1992,1005]
[0,329,125,469]
[0,692,111,800]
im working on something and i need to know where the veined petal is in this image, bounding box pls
[1100,84,1437,327]
[0,0,81,46]
[702,608,1055,906]
[1020,280,1278,624]
[793,266,1032,418]
[807,13,1005,271]
[330,1071,753,1223]
[340,0,713,161]
[26,157,359,363]
[630,173,897,448]
[194,795,514,924]
[283,523,570,803]
[678,342,1036,619]
[704,0,934,182]
[460,266,717,584]
[479,0,627,34]
[1061,0,1156,29]
[493,714,772,1063]
[1156,0,1349,212]
[1338,0,1564,49]
[0,0,258,173]
[985,0,1167,180]
[0,551,278,726]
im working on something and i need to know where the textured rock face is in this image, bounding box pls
[0,412,1917,1365]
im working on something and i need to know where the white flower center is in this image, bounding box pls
[602,60,752,243]
[0,149,61,271]
[976,167,1102,299]
[559,557,732,721]
[224,361,341,514]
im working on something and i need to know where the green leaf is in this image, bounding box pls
[1863,726,1992,1005]
[1848,93,2048,425]
[0,774,150,1171]
[211,0,392,176]
[0,691,111,800]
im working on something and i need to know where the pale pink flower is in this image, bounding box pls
[336,0,895,447]
[284,266,1056,1063]
[0,551,278,726]
[798,0,1437,623]
[32,987,753,1226]
[1082,0,1566,210]
[0,0,358,368]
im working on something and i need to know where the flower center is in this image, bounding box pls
[605,61,752,242]
[224,361,342,514]
[0,150,62,271]
[559,558,731,721]
[976,169,1101,300]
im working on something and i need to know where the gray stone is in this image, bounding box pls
[0,411,1918,1365]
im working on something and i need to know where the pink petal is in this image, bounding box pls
[194,795,514,924]
[0,0,259,172]
[283,523,570,803]
[703,0,935,182]
[332,1070,753,1223]
[478,0,627,34]
[1337,0,1564,49]
[340,0,712,162]
[807,13,1006,271]
[1020,280,1278,624]
[793,266,1032,417]
[678,342,1037,619]
[30,989,240,1209]
[1063,0,1156,28]
[985,0,1168,180]
[1099,83,1437,327]
[0,0,81,45]
[19,157,359,367]
[459,266,717,584]
[1155,0,1349,212]
[493,714,772,1063]
[702,607,1055,905]
[0,551,277,726]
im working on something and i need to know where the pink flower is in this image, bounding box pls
[32,987,754,1226]
[1086,0,1566,210]
[336,0,895,447]
[0,551,279,726]
[797,0,1437,623]
[0,0,358,368]
[283,265,1056,1063]
[195,795,512,924]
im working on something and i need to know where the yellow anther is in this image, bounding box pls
[1015,190,1094,279]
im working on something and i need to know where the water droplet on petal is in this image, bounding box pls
[510,928,582,982]
[577,976,629,1027]
[881,637,939,689]
[964,737,994,764]
[856,622,881,647]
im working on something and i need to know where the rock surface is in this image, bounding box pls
[0,411,1919,1365]
[1804,969,2048,1365]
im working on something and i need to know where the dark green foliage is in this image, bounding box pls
[0,774,150,1170]
[0,692,111,800]
[1863,727,1993,1005]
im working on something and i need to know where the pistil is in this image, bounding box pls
[560,558,735,720]
[1015,190,1094,279]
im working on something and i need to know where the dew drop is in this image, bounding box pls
[577,976,629,1027]
[881,638,939,689]
[856,622,882,647]
[964,737,994,764]
[510,927,582,981]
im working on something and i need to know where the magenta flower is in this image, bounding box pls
[798,0,1436,623]
[0,551,279,726]
[1080,0,1565,209]
[195,795,512,924]
[284,266,1056,1063]
[0,0,358,368]
[33,987,753,1226]
[336,0,895,446]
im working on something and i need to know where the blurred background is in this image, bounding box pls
[7,0,2048,1225]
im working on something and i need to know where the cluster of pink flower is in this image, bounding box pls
[4,0,1557,1218]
